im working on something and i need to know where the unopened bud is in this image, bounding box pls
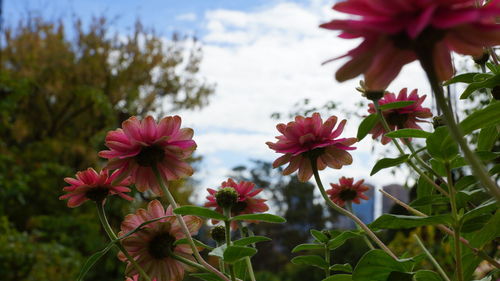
[432,115,446,129]
[365,90,385,101]
[473,52,489,66]
[215,187,238,208]
[210,225,226,243]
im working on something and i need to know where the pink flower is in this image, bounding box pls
[368,88,432,144]
[59,168,132,207]
[266,113,357,182]
[205,178,269,228]
[118,200,202,281]
[99,116,196,195]
[321,0,500,90]
[327,177,370,207]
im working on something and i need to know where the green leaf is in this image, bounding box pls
[451,152,500,169]
[173,206,227,220]
[470,210,500,248]
[208,244,227,259]
[370,155,409,176]
[357,114,378,141]
[291,255,329,269]
[370,214,452,230]
[292,243,325,252]
[174,238,214,250]
[352,250,415,281]
[385,129,432,139]
[327,231,362,250]
[460,74,500,99]
[330,263,353,273]
[460,102,500,135]
[416,175,434,214]
[310,229,329,243]
[443,73,480,86]
[409,195,448,208]
[426,127,458,162]
[76,242,115,281]
[191,273,224,281]
[233,236,271,247]
[379,101,415,110]
[477,126,499,151]
[455,176,477,190]
[230,213,286,223]
[413,270,443,281]
[323,275,352,281]
[462,200,497,224]
[223,245,257,264]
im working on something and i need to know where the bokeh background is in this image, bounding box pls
[1,0,491,280]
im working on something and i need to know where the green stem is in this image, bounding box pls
[238,225,256,281]
[413,234,451,281]
[324,245,331,277]
[405,140,446,184]
[171,253,209,273]
[446,163,464,281]
[417,50,500,202]
[223,208,237,281]
[95,203,152,281]
[379,189,500,269]
[310,158,398,260]
[152,166,230,281]
[346,202,375,250]
[373,101,450,197]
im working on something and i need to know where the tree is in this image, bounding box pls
[0,15,214,281]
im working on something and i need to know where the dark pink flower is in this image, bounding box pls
[205,178,269,228]
[118,200,202,281]
[327,177,370,207]
[266,113,357,182]
[59,168,132,207]
[321,0,500,90]
[368,88,432,144]
[99,116,196,195]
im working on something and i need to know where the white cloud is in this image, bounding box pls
[176,0,432,200]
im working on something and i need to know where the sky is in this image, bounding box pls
[4,0,435,208]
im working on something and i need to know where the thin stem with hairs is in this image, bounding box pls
[413,234,451,281]
[309,157,398,260]
[152,166,230,281]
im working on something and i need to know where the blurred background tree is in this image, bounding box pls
[0,14,214,281]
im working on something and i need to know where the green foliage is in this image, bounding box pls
[352,250,414,281]
[357,114,378,141]
[370,155,409,175]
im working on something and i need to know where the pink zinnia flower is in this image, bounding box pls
[321,0,500,90]
[99,116,196,195]
[118,200,202,281]
[327,177,370,207]
[59,168,132,207]
[205,178,269,228]
[266,113,357,182]
[368,88,432,145]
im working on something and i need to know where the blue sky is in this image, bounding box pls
[5,0,431,207]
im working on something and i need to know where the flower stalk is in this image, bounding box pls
[95,203,152,281]
[413,234,451,281]
[238,225,257,281]
[152,166,230,281]
[223,207,237,281]
[445,163,463,281]
[310,157,398,260]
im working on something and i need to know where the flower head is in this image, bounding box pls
[99,115,196,195]
[59,168,132,207]
[321,0,500,90]
[368,88,432,144]
[266,113,357,182]
[205,178,269,228]
[327,177,370,207]
[119,200,202,281]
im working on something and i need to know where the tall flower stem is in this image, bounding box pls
[446,163,463,281]
[346,202,375,250]
[223,208,237,281]
[309,158,398,260]
[95,203,152,281]
[324,245,331,277]
[238,226,257,281]
[417,50,500,202]
[379,189,500,269]
[152,166,230,281]
[413,234,451,281]
[373,100,450,197]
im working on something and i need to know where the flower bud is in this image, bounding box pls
[432,115,446,129]
[365,90,385,101]
[473,52,489,66]
[215,187,239,209]
[210,225,226,243]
